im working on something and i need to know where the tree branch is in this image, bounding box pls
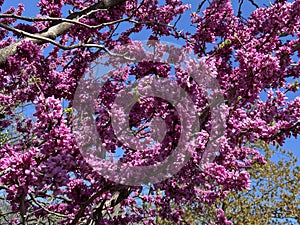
[0,13,130,30]
[0,22,126,54]
[0,0,127,65]
[70,185,131,225]
[29,193,71,219]
[70,185,111,225]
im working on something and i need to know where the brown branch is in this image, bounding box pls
[70,185,132,225]
[270,122,300,141]
[248,0,259,8]
[0,0,127,65]
[0,185,8,190]
[0,23,128,55]
[0,168,11,176]
[196,0,207,14]
[0,13,130,30]
[70,185,111,225]
[20,192,26,225]
[29,193,71,219]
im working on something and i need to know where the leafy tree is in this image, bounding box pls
[0,197,17,225]
[169,142,300,224]
[225,145,300,224]
[0,0,299,224]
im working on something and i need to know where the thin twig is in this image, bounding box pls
[0,13,130,30]
[0,22,133,61]
[29,193,70,219]
[0,0,127,65]
[249,0,259,8]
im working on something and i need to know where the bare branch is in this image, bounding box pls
[0,20,132,60]
[248,0,259,8]
[29,193,70,219]
[70,185,111,225]
[0,0,127,65]
[0,168,11,176]
[270,122,300,141]
[0,13,130,30]
[237,0,244,18]
[70,185,132,225]
[0,185,8,190]
[196,0,207,14]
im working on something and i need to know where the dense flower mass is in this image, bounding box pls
[0,0,299,224]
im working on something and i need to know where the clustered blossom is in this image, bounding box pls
[0,0,300,224]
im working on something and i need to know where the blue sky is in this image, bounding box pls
[1,2,299,224]
[1,0,299,162]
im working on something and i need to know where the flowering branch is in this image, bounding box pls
[0,0,127,65]
[29,193,71,219]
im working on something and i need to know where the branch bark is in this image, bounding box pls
[0,0,126,65]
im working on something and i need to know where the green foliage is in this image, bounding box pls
[0,198,15,224]
[167,142,300,224]
[0,132,9,146]
[221,148,300,224]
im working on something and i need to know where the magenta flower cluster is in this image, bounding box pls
[0,0,299,224]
